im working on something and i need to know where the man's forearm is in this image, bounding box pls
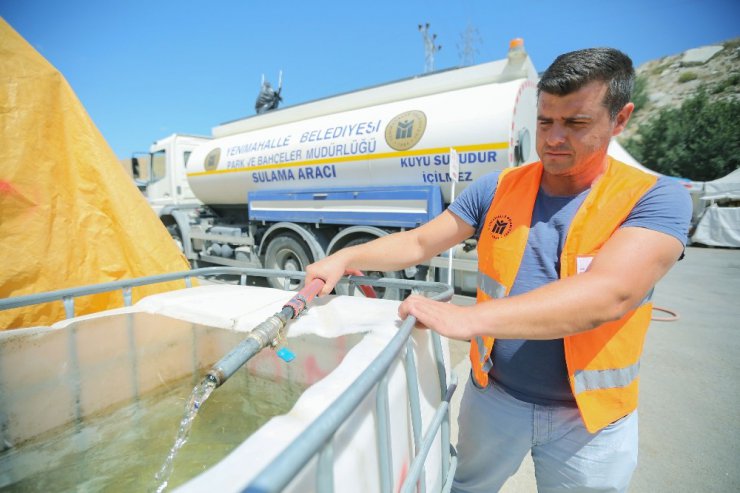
[468,272,632,339]
[340,230,430,272]
[401,271,634,341]
[306,210,476,295]
[306,230,433,297]
[401,227,683,341]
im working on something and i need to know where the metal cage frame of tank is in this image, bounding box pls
[0,267,458,493]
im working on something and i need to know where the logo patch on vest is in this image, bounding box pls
[488,214,513,239]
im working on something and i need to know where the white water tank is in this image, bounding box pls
[187,50,539,206]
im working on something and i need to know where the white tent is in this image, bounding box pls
[608,140,659,175]
[700,168,740,201]
[691,168,740,248]
[609,140,714,228]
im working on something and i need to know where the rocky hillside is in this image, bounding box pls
[619,37,740,144]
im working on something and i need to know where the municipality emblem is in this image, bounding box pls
[385,110,427,151]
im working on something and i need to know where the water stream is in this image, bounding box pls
[153,375,218,493]
[0,370,306,492]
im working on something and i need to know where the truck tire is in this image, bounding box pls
[264,234,312,291]
[334,237,402,300]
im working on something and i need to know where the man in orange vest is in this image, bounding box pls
[306,48,691,492]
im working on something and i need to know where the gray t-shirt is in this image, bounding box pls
[449,170,692,405]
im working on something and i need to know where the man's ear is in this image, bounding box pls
[612,102,635,137]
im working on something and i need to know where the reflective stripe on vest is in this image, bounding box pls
[477,272,507,299]
[475,273,505,373]
[573,361,640,394]
[471,158,659,433]
[474,336,493,373]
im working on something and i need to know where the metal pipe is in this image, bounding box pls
[205,279,325,387]
[206,311,289,386]
[400,375,458,493]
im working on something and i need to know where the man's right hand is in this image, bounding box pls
[304,251,352,297]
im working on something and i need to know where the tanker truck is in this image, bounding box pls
[134,40,539,298]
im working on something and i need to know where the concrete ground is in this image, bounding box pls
[446,245,740,492]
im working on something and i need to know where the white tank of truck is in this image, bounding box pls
[187,77,537,205]
[147,40,539,297]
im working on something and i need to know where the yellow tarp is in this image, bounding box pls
[0,18,192,329]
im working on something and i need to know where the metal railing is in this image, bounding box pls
[244,277,458,493]
[0,267,316,319]
[1,268,458,492]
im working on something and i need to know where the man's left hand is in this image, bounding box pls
[398,294,475,341]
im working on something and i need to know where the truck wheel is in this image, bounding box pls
[335,237,402,300]
[264,234,312,291]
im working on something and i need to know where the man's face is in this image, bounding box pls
[536,81,631,178]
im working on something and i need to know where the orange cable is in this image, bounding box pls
[651,305,680,322]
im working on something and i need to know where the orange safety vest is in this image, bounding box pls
[470,158,658,433]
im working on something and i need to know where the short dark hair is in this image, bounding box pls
[538,48,635,120]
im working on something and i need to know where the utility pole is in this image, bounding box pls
[418,23,442,73]
[457,23,482,66]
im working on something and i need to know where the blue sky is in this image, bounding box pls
[2,0,738,159]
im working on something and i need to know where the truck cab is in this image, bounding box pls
[133,134,210,216]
